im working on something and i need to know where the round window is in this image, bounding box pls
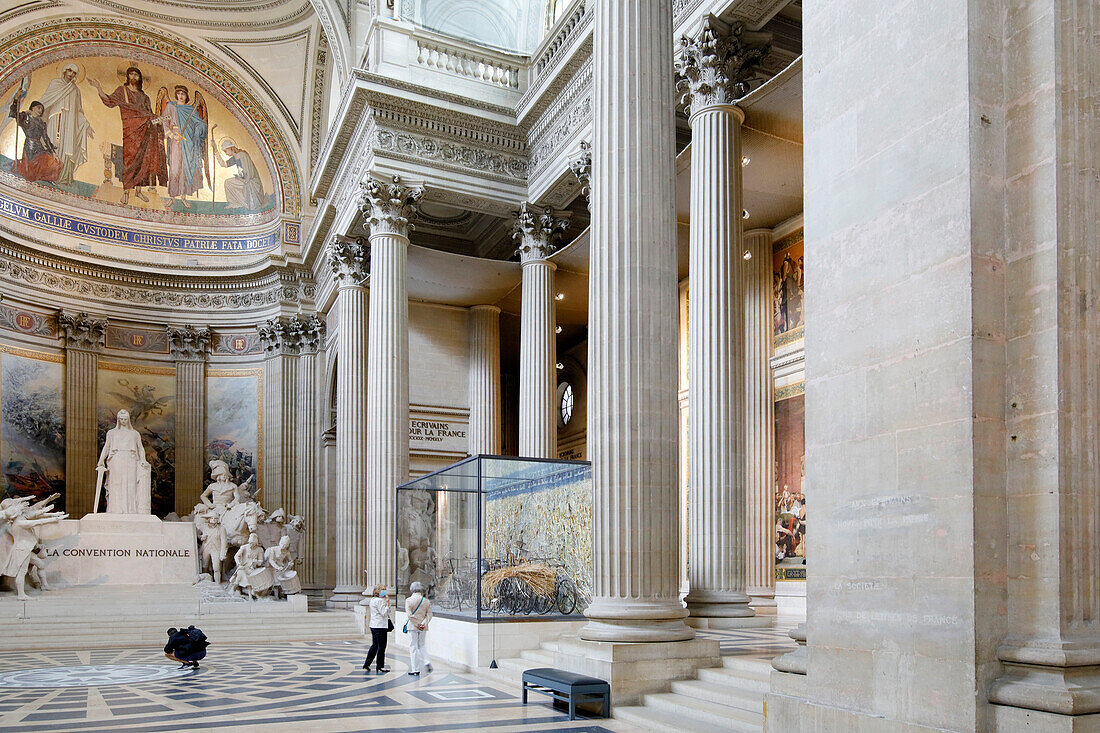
[558,382,574,427]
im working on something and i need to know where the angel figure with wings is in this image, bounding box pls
[157,85,209,210]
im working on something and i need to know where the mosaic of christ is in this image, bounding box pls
[0,56,276,220]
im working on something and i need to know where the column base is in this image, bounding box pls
[326,585,365,609]
[685,589,756,621]
[990,638,1100,716]
[580,598,694,642]
[749,593,778,615]
[554,635,721,705]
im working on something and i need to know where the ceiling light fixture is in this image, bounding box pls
[743,250,752,260]
[742,209,750,219]
[555,326,563,334]
[741,156,750,167]
[556,362,564,370]
[555,293,565,301]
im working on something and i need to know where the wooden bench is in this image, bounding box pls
[521,667,611,721]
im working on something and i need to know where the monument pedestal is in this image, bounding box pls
[38,514,199,586]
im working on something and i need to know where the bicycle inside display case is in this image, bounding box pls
[396,455,593,622]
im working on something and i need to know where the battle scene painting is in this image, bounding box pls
[205,371,260,492]
[96,363,176,517]
[0,350,65,506]
[0,55,276,222]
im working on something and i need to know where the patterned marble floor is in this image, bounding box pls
[0,641,640,732]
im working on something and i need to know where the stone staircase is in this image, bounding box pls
[613,655,769,732]
[485,638,769,732]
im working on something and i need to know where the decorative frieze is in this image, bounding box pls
[57,311,108,351]
[167,325,212,361]
[374,130,528,181]
[513,203,570,263]
[106,326,169,354]
[675,17,769,115]
[0,304,53,337]
[360,176,425,237]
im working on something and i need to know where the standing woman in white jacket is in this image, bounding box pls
[360,584,393,673]
[405,580,433,676]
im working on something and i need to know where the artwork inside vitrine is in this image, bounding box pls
[0,56,276,219]
[0,349,65,504]
[96,363,175,517]
[775,391,806,575]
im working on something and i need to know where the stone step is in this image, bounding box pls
[613,704,748,733]
[519,648,555,665]
[668,678,764,714]
[721,655,775,679]
[496,656,538,676]
[642,691,764,730]
[698,665,771,693]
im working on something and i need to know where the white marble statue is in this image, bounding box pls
[200,460,237,509]
[265,535,301,598]
[229,532,271,600]
[0,494,67,600]
[198,510,228,584]
[95,409,152,514]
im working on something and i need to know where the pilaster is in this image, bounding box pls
[467,305,502,455]
[514,203,568,459]
[258,317,300,514]
[167,325,210,516]
[58,311,107,516]
[361,176,423,590]
[326,237,371,607]
[295,315,325,588]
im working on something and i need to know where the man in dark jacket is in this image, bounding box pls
[164,625,209,669]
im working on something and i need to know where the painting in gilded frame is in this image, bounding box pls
[96,361,176,517]
[0,346,65,506]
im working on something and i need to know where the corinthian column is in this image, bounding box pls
[676,15,767,622]
[361,176,423,589]
[258,317,299,513]
[168,325,211,516]
[326,238,370,608]
[467,305,501,455]
[743,229,776,603]
[514,203,568,459]
[295,315,325,587]
[580,0,692,644]
[58,311,108,516]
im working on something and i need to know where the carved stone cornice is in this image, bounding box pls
[327,238,369,287]
[258,317,300,357]
[675,17,770,115]
[58,311,108,351]
[512,203,570,263]
[360,176,426,238]
[570,141,592,207]
[167,325,212,361]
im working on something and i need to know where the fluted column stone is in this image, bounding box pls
[580,0,693,644]
[467,305,502,455]
[744,230,776,601]
[326,238,371,607]
[258,317,299,514]
[677,15,767,621]
[168,325,211,516]
[295,315,325,587]
[361,176,423,590]
[58,311,108,516]
[514,203,568,459]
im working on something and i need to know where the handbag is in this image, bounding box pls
[403,597,423,634]
[387,619,394,632]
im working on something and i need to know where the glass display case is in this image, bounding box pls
[396,455,593,622]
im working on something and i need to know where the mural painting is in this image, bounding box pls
[773,230,805,339]
[96,362,176,517]
[775,390,806,578]
[205,370,261,492]
[0,348,65,506]
[0,56,276,220]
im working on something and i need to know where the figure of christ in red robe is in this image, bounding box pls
[89,67,168,205]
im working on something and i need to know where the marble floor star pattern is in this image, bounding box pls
[0,641,641,733]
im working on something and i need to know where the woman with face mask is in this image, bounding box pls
[360,584,393,673]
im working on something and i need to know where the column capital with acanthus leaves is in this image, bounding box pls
[675,16,769,116]
[359,176,426,238]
